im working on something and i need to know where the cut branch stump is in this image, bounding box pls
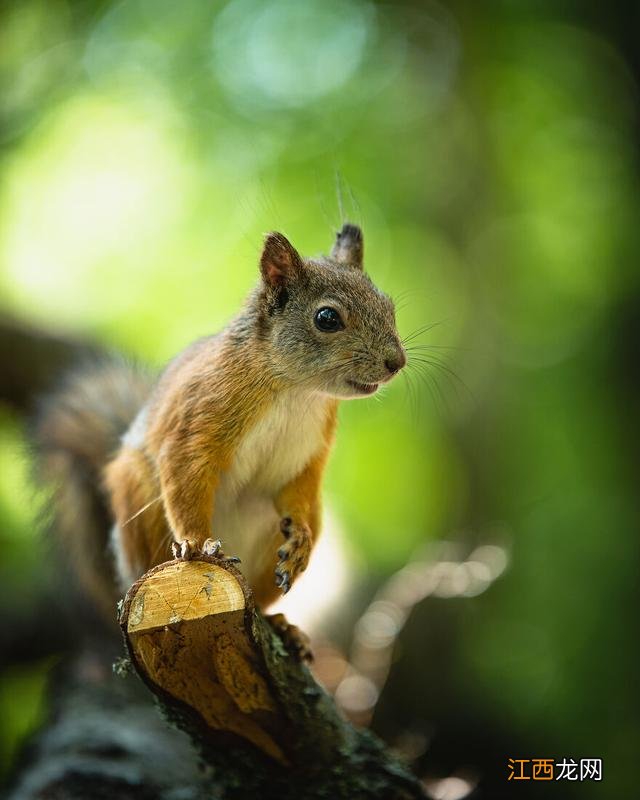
[118,555,426,799]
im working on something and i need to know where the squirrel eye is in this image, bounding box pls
[314,306,343,332]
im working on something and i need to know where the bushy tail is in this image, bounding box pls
[33,359,153,620]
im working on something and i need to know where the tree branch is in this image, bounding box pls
[115,555,426,799]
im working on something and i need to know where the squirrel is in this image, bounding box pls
[35,224,406,628]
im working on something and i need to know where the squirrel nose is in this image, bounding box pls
[385,349,406,375]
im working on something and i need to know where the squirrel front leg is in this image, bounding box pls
[272,448,328,595]
[157,436,221,555]
[270,406,336,596]
[250,451,327,608]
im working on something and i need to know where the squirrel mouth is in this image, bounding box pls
[346,380,379,395]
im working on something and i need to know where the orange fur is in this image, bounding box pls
[104,328,330,605]
[98,227,404,612]
[36,227,405,622]
[146,338,275,534]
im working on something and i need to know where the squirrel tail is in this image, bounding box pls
[33,359,153,621]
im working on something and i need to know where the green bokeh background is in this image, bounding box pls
[1,0,638,795]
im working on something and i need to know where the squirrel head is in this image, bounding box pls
[256,225,406,399]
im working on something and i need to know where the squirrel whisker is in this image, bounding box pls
[122,496,163,527]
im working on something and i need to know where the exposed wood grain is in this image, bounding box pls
[126,561,245,633]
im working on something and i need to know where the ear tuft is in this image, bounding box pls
[260,232,303,287]
[331,223,363,270]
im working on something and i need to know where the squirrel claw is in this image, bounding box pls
[275,517,311,595]
[203,538,241,563]
[275,568,291,593]
[171,540,196,559]
[180,540,195,559]
[171,538,240,563]
[202,538,222,556]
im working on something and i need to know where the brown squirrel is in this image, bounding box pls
[35,224,405,625]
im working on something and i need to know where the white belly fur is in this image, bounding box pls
[212,390,329,584]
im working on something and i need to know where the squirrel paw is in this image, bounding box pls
[275,517,311,595]
[171,538,241,564]
[202,537,241,564]
[171,539,197,560]
[267,612,313,662]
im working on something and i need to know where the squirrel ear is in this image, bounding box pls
[260,232,303,287]
[331,223,363,270]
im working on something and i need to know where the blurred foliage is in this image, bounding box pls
[0,0,638,796]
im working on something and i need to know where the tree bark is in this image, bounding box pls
[7,555,426,800]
